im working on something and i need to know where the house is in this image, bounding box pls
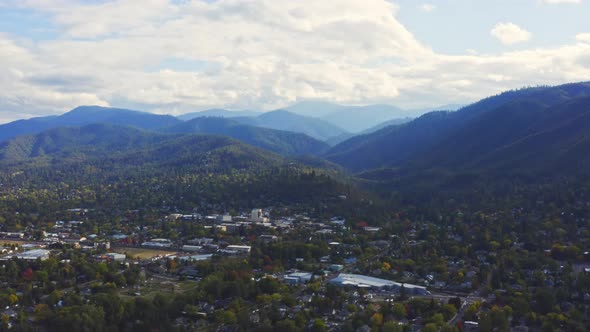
[259,235,279,243]
[329,264,344,272]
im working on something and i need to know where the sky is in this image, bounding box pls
[0,0,589,123]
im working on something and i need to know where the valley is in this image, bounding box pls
[0,83,589,331]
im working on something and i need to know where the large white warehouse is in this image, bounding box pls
[329,273,430,295]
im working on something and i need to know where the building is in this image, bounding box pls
[329,273,430,295]
[167,214,183,221]
[182,245,202,252]
[0,232,24,239]
[284,272,313,284]
[141,238,173,247]
[187,238,214,246]
[217,214,232,223]
[259,235,279,243]
[182,214,201,221]
[329,264,344,272]
[106,253,126,262]
[250,209,268,223]
[2,249,51,261]
[223,245,251,254]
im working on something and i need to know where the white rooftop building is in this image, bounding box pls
[3,249,51,261]
[329,273,429,295]
[284,272,313,284]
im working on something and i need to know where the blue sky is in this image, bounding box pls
[395,0,590,53]
[0,0,589,123]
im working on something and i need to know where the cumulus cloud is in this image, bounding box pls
[577,33,590,43]
[542,0,581,4]
[0,1,589,123]
[420,4,436,12]
[490,22,532,45]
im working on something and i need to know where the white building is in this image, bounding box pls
[217,214,232,223]
[224,245,251,254]
[284,272,313,284]
[141,238,173,247]
[4,249,51,261]
[106,253,126,262]
[329,273,430,295]
[250,209,268,223]
[182,245,202,252]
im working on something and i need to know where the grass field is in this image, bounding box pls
[119,275,199,299]
[111,247,177,260]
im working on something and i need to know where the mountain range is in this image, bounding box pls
[2,81,590,190]
[176,101,419,134]
[0,106,181,143]
[284,101,412,133]
[177,109,261,120]
[326,82,590,178]
[163,117,329,156]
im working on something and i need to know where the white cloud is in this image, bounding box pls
[420,4,436,12]
[0,1,589,123]
[542,0,581,4]
[490,22,532,45]
[577,33,590,43]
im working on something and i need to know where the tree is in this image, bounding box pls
[442,303,457,320]
[311,318,327,332]
[392,303,407,320]
[276,319,298,332]
[383,321,404,332]
[217,310,237,325]
[422,323,438,332]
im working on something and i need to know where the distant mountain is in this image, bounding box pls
[0,124,173,162]
[326,82,590,174]
[177,109,261,121]
[408,104,464,115]
[285,101,408,133]
[283,101,350,118]
[164,117,329,156]
[0,106,181,142]
[231,110,348,142]
[360,117,414,135]
[0,123,350,178]
[319,104,407,133]
[323,117,412,152]
[0,123,359,210]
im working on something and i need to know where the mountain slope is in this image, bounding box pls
[285,102,407,133]
[327,82,590,173]
[359,117,414,135]
[464,96,590,172]
[0,106,181,142]
[0,123,292,172]
[0,124,169,162]
[232,110,348,142]
[164,117,329,156]
[0,124,367,212]
[177,109,261,120]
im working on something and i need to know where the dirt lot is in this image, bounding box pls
[111,247,177,260]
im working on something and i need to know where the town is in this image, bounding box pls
[2,199,590,331]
